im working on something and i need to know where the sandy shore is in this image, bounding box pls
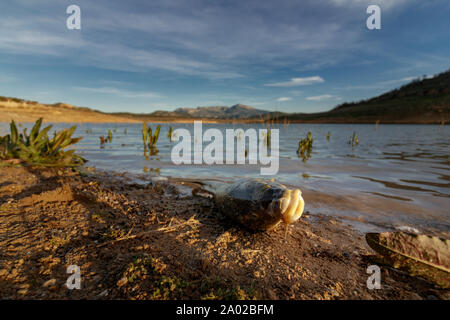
[0,166,448,300]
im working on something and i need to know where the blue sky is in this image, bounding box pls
[1,0,449,113]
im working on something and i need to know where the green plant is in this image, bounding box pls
[297,131,313,162]
[198,277,257,300]
[349,131,359,147]
[142,123,160,149]
[168,126,173,141]
[99,135,107,147]
[120,255,185,299]
[326,131,331,141]
[142,122,148,148]
[148,125,161,149]
[0,118,85,166]
[108,129,113,142]
[266,129,271,147]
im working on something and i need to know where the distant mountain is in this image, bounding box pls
[146,104,269,119]
[281,70,450,123]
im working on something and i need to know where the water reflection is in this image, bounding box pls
[143,166,161,175]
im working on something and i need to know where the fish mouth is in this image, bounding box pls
[278,189,305,224]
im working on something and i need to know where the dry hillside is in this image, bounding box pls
[0,98,138,123]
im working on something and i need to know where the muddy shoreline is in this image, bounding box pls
[0,166,448,300]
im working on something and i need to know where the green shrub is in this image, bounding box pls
[0,118,86,166]
[297,131,313,162]
[142,123,160,149]
[349,131,359,147]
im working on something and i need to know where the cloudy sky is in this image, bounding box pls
[1,0,449,113]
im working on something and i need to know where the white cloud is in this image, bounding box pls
[306,94,339,101]
[0,0,427,85]
[0,15,243,80]
[0,1,367,79]
[74,87,162,99]
[265,76,324,87]
[277,97,292,102]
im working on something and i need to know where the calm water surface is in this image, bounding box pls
[2,122,449,234]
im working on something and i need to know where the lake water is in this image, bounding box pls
[2,122,449,235]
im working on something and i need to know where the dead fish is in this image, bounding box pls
[366,232,450,288]
[213,178,305,232]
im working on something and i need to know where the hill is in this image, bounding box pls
[280,70,450,123]
[173,104,269,119]
[113,104,269,121]
[0,97,139,123]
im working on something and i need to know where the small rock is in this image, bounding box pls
[43,278,57,288]
[19,283,30,289]
[98,289,108,297]
[17,289,28,295]
[117,277,128,287]
[151,177,168,184]
[396,226,420,234]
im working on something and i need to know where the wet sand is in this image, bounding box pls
[0,166,448,300]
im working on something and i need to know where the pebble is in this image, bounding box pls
[17,289,28,295]
[98,289,108,297]
[151,177,168,183]
[117,277,128,287]
[396,226,420,234]
[42,278,56,288]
